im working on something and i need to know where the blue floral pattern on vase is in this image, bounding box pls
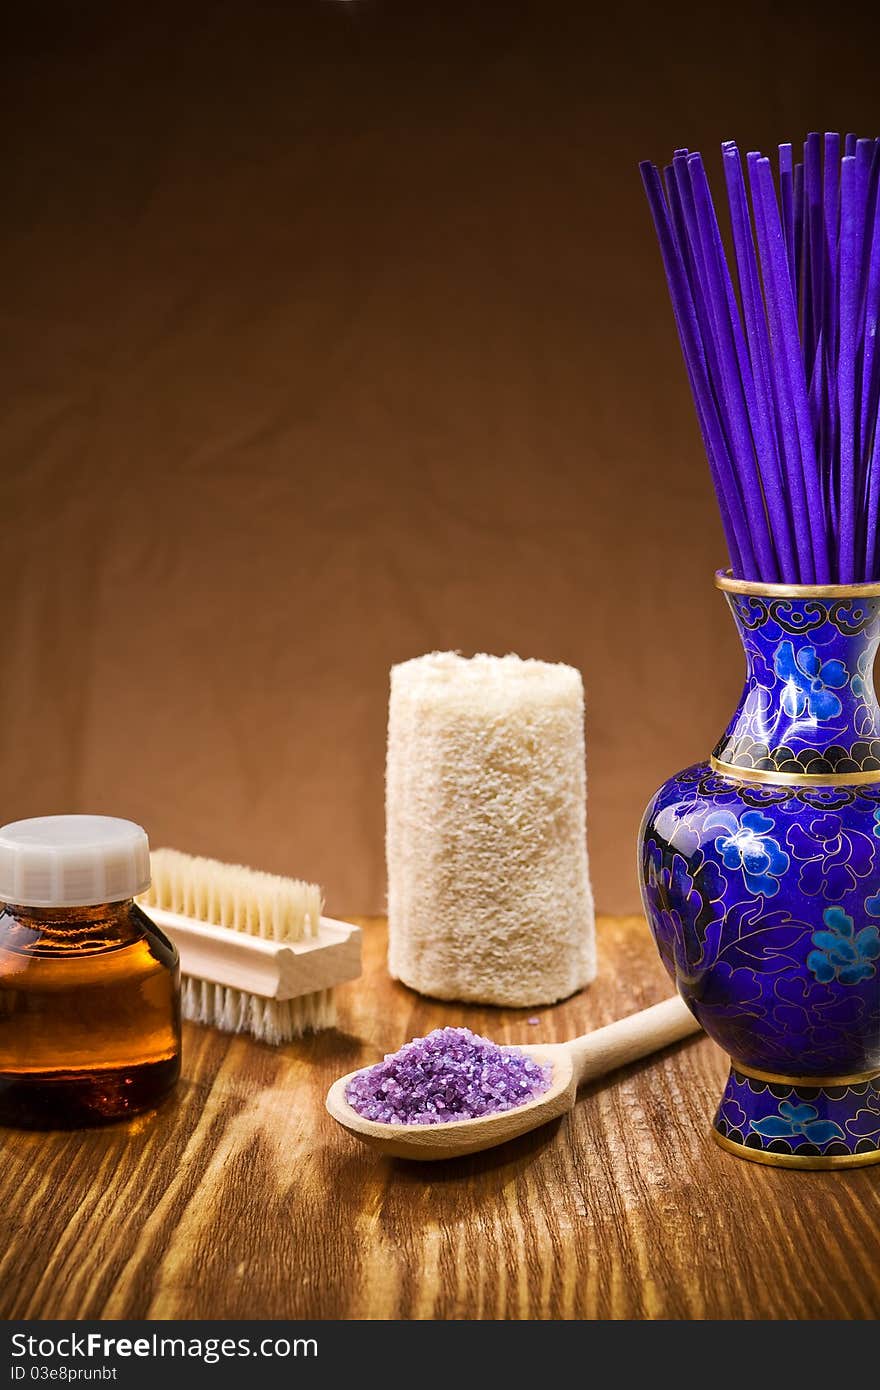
[750,1100,845,1145]
[852,645,874,703]
[639,580,880,1166]
[641,845,726,987]
[704,808,789,897]
[714,1070,880,1160]
[807,907,880,985]
[787,813,874,898]
[643,764,880,1080]
[712,586,880,775]
[774,640,848,720]
[847,1091,880,1142]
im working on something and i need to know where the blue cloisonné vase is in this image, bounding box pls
[639,572,880,1169]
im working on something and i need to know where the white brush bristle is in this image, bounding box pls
[180,977,336,1045]
[144,848,332,1042]
[145,847,323,942]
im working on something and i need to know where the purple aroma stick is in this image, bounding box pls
[839,156,859,582]
[641,133,880,583]
[641,161,751,572]
[752,155,830,583]
[861,183,880,513]
[779,142,796,293]
[688,153,778,579]
[804,133,824,370]
[823,132,840,363]
[723,145,798,581]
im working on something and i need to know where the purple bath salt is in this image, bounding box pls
[345,1026,552,1126]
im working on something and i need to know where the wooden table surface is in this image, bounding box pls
[2,915,878,1321]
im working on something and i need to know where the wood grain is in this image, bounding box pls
[1,916,878,1320]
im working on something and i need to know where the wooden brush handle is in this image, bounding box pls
[146,905,362,1000]
[567,995,700,1086]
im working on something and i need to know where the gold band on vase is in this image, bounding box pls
[714,569,880,599]
[712,1129,880,1170]
[729,1060,880,1087]
[709,755,880,788]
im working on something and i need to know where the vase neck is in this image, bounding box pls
[713,592,880,781]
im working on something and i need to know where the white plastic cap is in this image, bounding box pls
[0,815,151,908]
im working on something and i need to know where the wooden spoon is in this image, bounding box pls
[326,995,700,1160]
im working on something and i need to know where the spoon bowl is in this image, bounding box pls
[326,1042,575,1161]
[326,996,700,1161]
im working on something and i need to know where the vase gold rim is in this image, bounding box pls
[730,1060,880,1087]
[714,568,880,599]
[709,755,880,787]
[711,1129,880,1170]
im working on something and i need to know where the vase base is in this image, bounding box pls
[712,1062,880,1170]
[712,1128,880,1169]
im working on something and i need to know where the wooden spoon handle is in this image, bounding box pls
[567,995,700,1086]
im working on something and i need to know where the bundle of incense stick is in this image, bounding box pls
[641,135,880,584]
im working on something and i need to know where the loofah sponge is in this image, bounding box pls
[386,652,596,1007]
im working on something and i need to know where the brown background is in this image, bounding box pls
[3,1,879,916]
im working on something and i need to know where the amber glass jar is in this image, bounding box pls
[0,816,181,1127]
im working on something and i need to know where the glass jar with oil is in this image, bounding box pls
[0,815,180,1126]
